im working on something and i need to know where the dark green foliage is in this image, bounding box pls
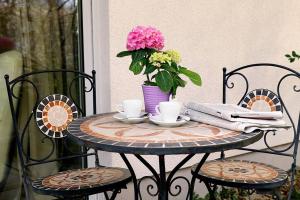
[155,70,173,92]
[178,66,202,86]
[285,51,300,63]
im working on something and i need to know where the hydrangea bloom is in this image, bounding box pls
[166,50,181,64]
[126,26,164,51]
[149,52,172,67]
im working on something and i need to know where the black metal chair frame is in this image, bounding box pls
[4,69,131,200]
[191,63,299,200]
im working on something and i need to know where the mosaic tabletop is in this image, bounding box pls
[68,113,263,155]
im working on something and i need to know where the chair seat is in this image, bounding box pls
[192,160,288,189]
[32,167,131,196]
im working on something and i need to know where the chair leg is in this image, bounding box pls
[103,189,120,200]
[287,163,297,200]
[203,181,217,200]
[189,175,197,200]
[23,177,30,200]
[110,189,119,200]
[104,191,110,200]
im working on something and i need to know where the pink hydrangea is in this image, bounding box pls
[126,26,164,51]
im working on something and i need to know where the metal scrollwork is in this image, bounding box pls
[10,78,57,162]
[11,78,40,107]
[225,72,249,105]
[69,75,95,116]
[138,176,158,198]
[6,70,95,167]
[169,176,190,199]
[128,154,198,199]
[224,64,299,155]
[264,73,300,153]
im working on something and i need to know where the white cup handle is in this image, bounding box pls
[155,105,161,115]
[116,104,123,113]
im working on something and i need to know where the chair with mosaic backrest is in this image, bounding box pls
[4,70,132,200]
[191,64,299,200]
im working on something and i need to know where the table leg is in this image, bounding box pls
[158,155,167,200]
[189,153,210,200]
[120,153,139,200]
[135,154,196,200]
[120,153,210,200]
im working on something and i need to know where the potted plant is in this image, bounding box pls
[117,26,202,114]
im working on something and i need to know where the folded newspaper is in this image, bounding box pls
[182,102,290,133]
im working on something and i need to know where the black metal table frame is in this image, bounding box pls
[120,152,210,200]
[68,115,264,200]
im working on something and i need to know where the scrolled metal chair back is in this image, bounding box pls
[223,63,299,199]
[223,63,299,152]
[4,69,98,177]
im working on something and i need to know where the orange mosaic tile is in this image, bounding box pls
[240,89,282,112]
[32,167,130,191]
[36,94,78,138]
[197,160,287,186]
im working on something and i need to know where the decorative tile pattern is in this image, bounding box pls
[240,89,282,112]
[68,113,263,155]
[80,116,239,143]
[36,94,78,138]
[32,167,131,191]
[197,160,287,185]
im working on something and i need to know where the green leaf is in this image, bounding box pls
[144,81,157,86]
[285,54,291,58]
[144,64,157,74]
[179,67,202,86]
[132,50,146,62]
[291,51,300,59]
[161,63,177,73]
[174,75,187,87]
[171,86,178,97]
[171,61,179,71]
[289,57,296,63]
[116,51,132,57]
[292,51,297,57]
[155,70,173,92]
[129,61,143,75]
[140,57,148,66]
[145,48,157,54]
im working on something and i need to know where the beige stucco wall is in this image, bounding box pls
[109,0,299,108]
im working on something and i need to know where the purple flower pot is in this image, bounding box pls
[142,85,170,115]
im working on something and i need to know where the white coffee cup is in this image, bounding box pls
[116,99,142,118]
[155,101,181,122]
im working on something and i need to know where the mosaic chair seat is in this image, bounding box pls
[31,167,131,197]
[192,160,288,189]
[191,64,299,200]
[4,70,132,200]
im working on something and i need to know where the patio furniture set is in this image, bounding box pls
[4,63,299,200]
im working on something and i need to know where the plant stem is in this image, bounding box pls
[146,74,150,82]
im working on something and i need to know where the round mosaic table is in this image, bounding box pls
[68,113,263,200]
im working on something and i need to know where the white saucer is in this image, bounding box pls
[113,112,148,124]
[149,115,190,127]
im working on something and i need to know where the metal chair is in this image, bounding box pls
[4,70,132,200]
[191,64,299,200]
